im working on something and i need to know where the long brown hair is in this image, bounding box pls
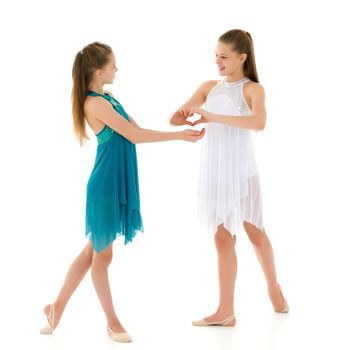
[71,42,113,146]
[218,29,259,83]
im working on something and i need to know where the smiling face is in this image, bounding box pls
[215,41,247,77]
[98,52,118,84]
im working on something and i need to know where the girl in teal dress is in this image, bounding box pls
[84,89,144,253]
[40,42,205,342]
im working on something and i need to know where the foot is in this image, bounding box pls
[107,323,132,343]
[268,283,289,312]
[200,310,236,326]
[107,320,128,334]
[43,302,64,330]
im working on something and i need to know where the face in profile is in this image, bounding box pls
[100,53,118,84]
[215,41,247,77]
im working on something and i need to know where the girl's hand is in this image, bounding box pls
[181,128,205,142]
[190,108,214,125]
[170,108,194,126]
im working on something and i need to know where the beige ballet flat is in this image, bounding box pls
[192,313,236,327]
[274,285,289,313]
[40,304,55,334]
[107,325,132,343]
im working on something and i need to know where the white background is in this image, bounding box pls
[0,0,349,349]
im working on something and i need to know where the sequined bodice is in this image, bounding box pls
[206,77,252,116]
[86,90,130,145]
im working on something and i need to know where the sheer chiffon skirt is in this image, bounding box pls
[197,123,264,235]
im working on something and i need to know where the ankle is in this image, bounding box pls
[107,317,120,327]
[217,306,234,316]
[53,300,65,310]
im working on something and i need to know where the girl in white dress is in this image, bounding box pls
[170,29,289,327]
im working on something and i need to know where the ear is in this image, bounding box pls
[240,53,247,64]
[93,69,102,78]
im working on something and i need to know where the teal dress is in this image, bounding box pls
[85,90,144,253]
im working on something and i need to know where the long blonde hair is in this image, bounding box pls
[71,42,113,146]
[219,29,259,83]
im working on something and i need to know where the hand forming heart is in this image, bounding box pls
[170,107,213,126]
[189,108,213,125]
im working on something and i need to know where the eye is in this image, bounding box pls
[215,53,226,59]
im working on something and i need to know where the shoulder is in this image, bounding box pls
[199,80,220,95]
[84,94,111,115]
[244,81,265,95]
[200,80,220,90]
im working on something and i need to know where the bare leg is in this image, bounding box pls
[43,241,93,328]
[201,224,237,326]
[243,221,287,311]
[91,242,127,333]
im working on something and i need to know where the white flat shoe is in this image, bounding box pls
[275,285,289,313]
[192,313,236,327]
[107,325,132,343]
[40,304,55,334]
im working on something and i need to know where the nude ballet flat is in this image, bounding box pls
[40,304,55,334]
[192,313,236,327]
[274,284,289,313]
[107,325,132,343]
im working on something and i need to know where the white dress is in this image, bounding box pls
[197,77,264,235]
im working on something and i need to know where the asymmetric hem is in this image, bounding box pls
[85,91,144,252]
[197,78,264,235]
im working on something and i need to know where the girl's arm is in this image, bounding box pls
[168,80,219,126]
[104,90,158,133]
[85,97,205,144]
[127,114,160,133]
[191,83,266,131]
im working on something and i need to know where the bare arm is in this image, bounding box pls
[127,114,160,133]
[191,83,266,131]
[168,80,219,126]
[85,97,204,144]
[104,90,159,133]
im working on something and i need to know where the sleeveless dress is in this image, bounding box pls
[85,90,144,253]
[197,77,264,235]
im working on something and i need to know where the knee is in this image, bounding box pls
[92,245,113,267]
[246,227,268,247]
[214,226,236,252]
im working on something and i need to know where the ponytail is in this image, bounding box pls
[71,42,113,146]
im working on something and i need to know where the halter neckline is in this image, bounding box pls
[87,90,108,96]
[223,77,249,87]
